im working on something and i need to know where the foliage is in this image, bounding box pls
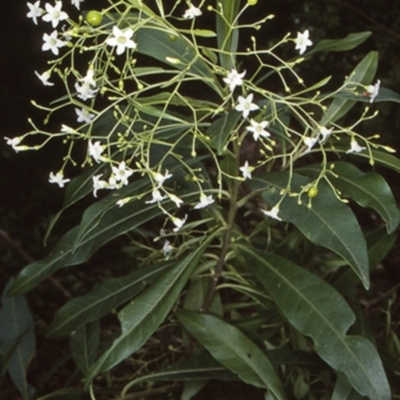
[2,0,400,399]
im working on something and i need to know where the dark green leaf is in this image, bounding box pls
[177,311,287,399]
[312,32,371,53]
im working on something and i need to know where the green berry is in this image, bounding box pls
[307,187,318,198]
[86,10,102,26]
[247,0,258,5]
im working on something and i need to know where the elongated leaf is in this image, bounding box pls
[0,280,36,400]
[299,162,400,233]
[47,262,173,338]
[238,246,391,400]
[206,110,241,155]
[249,172,369,288]
[352,149,400,174]
[177,311,287,400]
[181,380,208,400]
[311,32,371,53]
[216,0,241,70]
[321,51,378,124]
[70,321,100,375]
[85,234,217,385]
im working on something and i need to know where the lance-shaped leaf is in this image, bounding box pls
[349,148,400,174]
[9,187,197,296]
[238,246,391,400]
[310,31,371,53]
[0,280,36,400]
[70,321,100,375]
[47,262,173,338]
[85,233,217,385]
[299,162,400,234]
[321,51,378,125]
[177,311,287,400]
[249,172,369,288]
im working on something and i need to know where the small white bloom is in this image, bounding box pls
[346,139,366,154]
[183,4,202,19]
[76,107,94,123]
[60,124,75,133]
[107,175,121,191]
[295,29,313,55]
[42,1,68,28]
[145,189,167,204]
[42,30,65,56]
[4,136,24,152]
[194,193,214,209]
[235,94,259,119]
[106,26,137,55]
[49,171,70,188]
[74,82,98,101]
[88,140,105,163]
[27,1,44,25]
[162,240,173,257]
[92,174,108,197]
[261,206,282,221]
[80,69,96,87]
[35,70,54,86]
[304,137,318,152]
[172,215,188,232]
[367,79,381,103]
[223,69,246,92]
[169,194,184,208]
[239,161,253,180]
[71,0,84,10]
[153,170,173,188]
[319,126,333,142]
[116,197,132,207]
[246,119,270,141]
[112,161,134,185]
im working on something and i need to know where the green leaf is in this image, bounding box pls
[249,172,369,288]
[85,233,217,385]
[352,149,400,174]
[9,186,197,296]
[299,162,400,233]
[311,32,371,53]
[321,51,378,124]
[70,321,100,375]
[177,311,287,400]
[216,0,241,70]
[0,279,36,400]
[206,110,241,155]
[238,246,391,400]
[181,380,208,400]
[47,262,173,338]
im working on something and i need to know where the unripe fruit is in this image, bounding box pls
[86,10,102,26]
[307,187,318,198]
[247,0,258,5]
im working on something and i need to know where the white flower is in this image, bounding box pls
[71,0,84,10]
[107,175,121,190]
[49,171,70,188]
[246,119,270,141]
[194,193,214,209]
[295,29,313,55]
[60,124,74,133]
[106,26,137,55]
[261,206,282,221]
[80,69,96,87]
[183,4,202,19]
[162,240,173,257]
[367,79,381,103]
[169,194,184,208]
[172,215,188,232]
[239,161,253,180]
[116,197,131,207]
[42,1,68,28]
[4,136,24,152]
[145,189,167,204]
[235,94,259,118]
[92,174,108,197]
[74,82,98,101]
[35,70,54,86]
[42,30,65,55]
[27,1,44,25]
[223,69,246,92]
[153,170,173,188]
[346,139,366,154]
[88,140,105,163]
[319,126,333,142]
[112,161,134,185]
[76,107,94,123]
[304,137,318,152]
